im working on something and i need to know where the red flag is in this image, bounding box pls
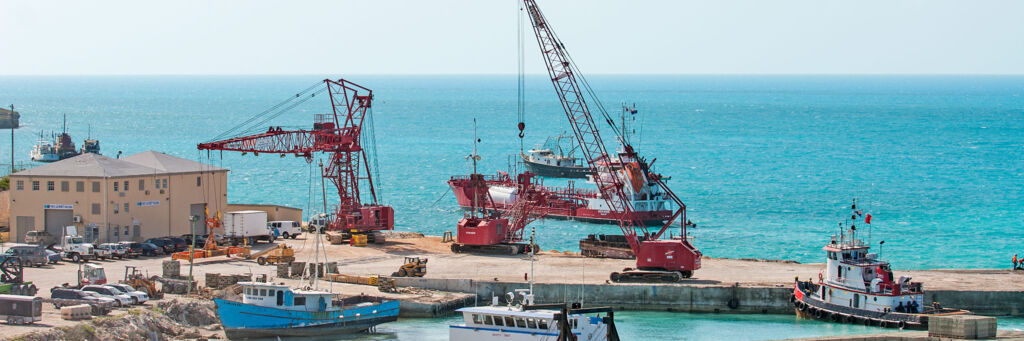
[865,214,872,224]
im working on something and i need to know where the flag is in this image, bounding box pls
[865,214,873,224]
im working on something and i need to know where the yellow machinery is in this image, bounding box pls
[350,234,368,247]
[392,257,427,277]
[247,244,295,266]
[122,266,162,299]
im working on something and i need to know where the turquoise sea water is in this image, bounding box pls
[1,75,1022,340]
[259,313,1024,340]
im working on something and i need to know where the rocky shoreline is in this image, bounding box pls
[4,299,223,341]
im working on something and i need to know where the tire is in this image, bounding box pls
[398,268,408,277]
[257,257,267,266]
[132,297,138,305]
[727,298,740,310]
[71,254,81,263]
[281,232,289,239]
[610,272,622,282]
[897,321,906,329]
[290,234,298,239]
[864,318,873,326]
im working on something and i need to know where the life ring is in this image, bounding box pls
[727,298,740,310]
[818,273,823,281]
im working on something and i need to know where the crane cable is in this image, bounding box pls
[208,80,325,142]
[516,0,526,151]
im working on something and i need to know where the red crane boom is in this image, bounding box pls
[522,0,701,281]
[198,78,393,235]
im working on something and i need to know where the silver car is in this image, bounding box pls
[104,283,149,304]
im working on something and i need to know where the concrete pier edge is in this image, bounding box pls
[393,278,1023,316]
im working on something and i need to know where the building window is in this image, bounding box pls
[15,180,23,190]
[124,226,129,236]
[196,176,201,187]
[124,203,129,213]
[113,205,119,214]
[47,181,54,191]
[92,181,100,192]
[124,181,129,191]
[92,204,100,215]
[60,181,69,192]
[32,181,39,191]
[162,179,167,188]
[113,182,118,192]
[138,179,145,191]
[76,181,85,192]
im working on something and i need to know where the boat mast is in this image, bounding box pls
[468,119,482,218]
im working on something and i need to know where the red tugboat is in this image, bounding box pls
[792,202,969,329]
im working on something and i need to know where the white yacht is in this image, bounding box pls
[449,289,619,341]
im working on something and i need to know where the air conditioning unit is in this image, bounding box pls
[73,215,83,223]
[160,189,165,194]
[119,192,126,197]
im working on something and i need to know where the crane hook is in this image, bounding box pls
[518,122,525,138]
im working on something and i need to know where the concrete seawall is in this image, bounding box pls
[395,278,1024,316]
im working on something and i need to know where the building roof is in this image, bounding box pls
[121,151,225,174]
[12,151,226,178]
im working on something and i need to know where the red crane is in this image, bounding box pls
[198,78,394,237]
[522,0,701,282]
[449,121,547,254]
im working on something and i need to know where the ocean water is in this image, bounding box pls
[263,313,1024,340]
[1,75,1022,271]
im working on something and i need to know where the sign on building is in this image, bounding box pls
[137,200,160,207]
[43,204,73,210]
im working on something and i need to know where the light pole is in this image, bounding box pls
[187,215,198,296]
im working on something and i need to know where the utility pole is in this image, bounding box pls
[187,215,197,296]
[9,104,13,174]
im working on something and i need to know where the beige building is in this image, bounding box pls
[225,204,302,223]
[8,151,228,243]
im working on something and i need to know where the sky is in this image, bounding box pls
[1,0,1023,75]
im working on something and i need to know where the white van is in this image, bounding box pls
[268,221,302,239]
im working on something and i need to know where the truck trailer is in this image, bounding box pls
[222,211,274,246]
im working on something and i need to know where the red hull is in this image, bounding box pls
[447,174,672,225]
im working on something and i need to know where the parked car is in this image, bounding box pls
[24,230,56,246]
[43,249,61,264]
[92,245,113,260]
[118,242,143,258]
[4,246,48,267]
[140,243,163,256]
[49,288,116,307]
[96,243,128,259]
[102,284,148,305]
[144,238,174,254]
[268,221,302,239]
[181,234,207,247]
[164,237,187,252]
[81,285,132,307]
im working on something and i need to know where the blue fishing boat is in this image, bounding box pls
[214,281,400,339]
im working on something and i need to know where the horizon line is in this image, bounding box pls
[2,73,1024,77]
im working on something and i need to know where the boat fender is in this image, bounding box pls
[844,315,856,324]
[798,303,808,312]
[880,321,890,328]
[863,318,873,326]
[897,321,906,329]
[727,298,739,310]
[830,313,840,322]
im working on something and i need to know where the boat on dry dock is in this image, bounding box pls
[791,202,969,329]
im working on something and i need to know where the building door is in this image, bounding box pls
[15,216,34,243]
[44,209,73,238]
[190,204,208,235]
